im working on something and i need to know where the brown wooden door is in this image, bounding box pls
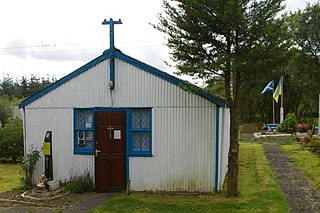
[95,111,126,192]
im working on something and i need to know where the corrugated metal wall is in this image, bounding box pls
[24,108,94,182]
[24,57,229,191]
[217,107,230,190]
[130,106,216,191]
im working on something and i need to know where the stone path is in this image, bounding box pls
[264,143,320,213]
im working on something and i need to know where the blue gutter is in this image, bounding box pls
[214,106,220,190]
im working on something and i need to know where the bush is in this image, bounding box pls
[300,130,320,153]
[20,146,41,189]
[284,113,297,133]
[275,123,286,132]
[0,118,24,162]
[296,123,308,132]
[62,172,93,193]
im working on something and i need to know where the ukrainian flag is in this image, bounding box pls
[273,78,282,103]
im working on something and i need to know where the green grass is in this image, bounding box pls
[0,163,22,193]
[281,143,320,190]
[92,143,288,213]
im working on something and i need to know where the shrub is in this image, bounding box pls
[275,123,286,132]
[63,172,93,193]
[20,146,41,189]
[296,123,308,132]
[0,118,24,162]
[284,113,297,133]
[301,130,320,153]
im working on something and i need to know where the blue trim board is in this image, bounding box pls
[19,48,226,109]
[214,106,220,190]
[22,107,27,155]
[110,56,115,88]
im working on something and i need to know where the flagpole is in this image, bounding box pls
[280,76,284,123]
[272,80,275,124]
[273,97,275,124]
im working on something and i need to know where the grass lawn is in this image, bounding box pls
[0,163,21,193]
[281,143,320,190]
[92,143,288,213]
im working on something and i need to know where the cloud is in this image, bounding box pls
[2,39,29,59]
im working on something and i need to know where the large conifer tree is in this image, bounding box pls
[155,0,285,196]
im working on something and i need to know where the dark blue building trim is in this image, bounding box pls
[214,106,220,190]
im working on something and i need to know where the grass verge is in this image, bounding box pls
[281,143,320,190]
[0,163,21,193]
[92,143,288,213]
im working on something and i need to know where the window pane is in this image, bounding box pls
[77,111,85,128]
[85,131,94,148]
[132,110,141,128]
[85,110,93,128]
[141,132,150,151]
[132,132,141,151]
[141,110,150,128]
[77,130,85,148]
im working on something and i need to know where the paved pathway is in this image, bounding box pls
[264,143,320,213]
[0,192,117,213]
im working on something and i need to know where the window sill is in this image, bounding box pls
[74,150,94,155]
[129,153,152,157]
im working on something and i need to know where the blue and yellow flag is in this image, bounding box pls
[273,78,282,103]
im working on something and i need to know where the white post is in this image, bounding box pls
[280,76,284,123]
[280,107,284,124]
[273,98,275,124]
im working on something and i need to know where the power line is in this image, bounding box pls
[0,44,167,56]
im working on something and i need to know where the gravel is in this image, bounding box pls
[264,143,320,213]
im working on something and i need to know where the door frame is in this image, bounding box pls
[93,108,130,190]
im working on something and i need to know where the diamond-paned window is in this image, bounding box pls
[141,111,150,128]
[130,108,152,156]
[77,110,93,129]
[77,111,85,128]
[141,132,151,150]
[74,109,94,155]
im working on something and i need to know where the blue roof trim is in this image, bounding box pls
[19,48,226,108]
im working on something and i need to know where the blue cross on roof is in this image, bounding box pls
[102,18,122,50]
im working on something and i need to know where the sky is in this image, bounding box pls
[0,0,318,82]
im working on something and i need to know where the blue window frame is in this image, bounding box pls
[129,108,152,157]
[74,109,94,155]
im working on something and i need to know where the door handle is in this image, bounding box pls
[95,149,101,157]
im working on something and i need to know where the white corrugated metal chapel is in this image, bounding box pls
[19,19,230,192]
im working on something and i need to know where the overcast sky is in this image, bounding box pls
[0,0,318,81]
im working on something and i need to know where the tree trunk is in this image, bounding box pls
[226,103,239,197]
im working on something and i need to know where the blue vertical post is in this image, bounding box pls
[102,18,122,89]
[215,106,220,190]
[102,18,122,50]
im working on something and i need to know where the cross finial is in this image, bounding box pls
[102,18,122,49]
